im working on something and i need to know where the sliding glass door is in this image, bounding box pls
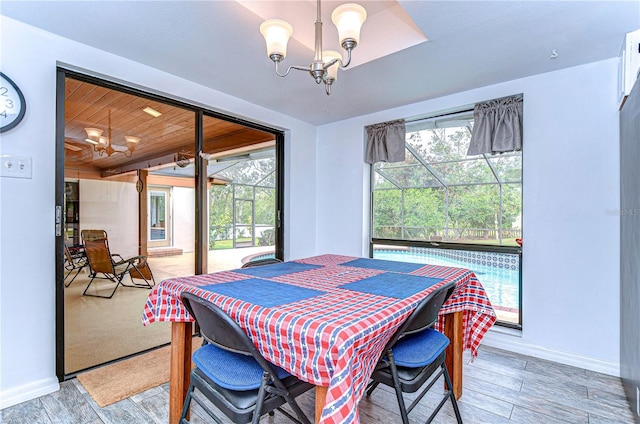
[202,113,279,272]
[56,69,284,379]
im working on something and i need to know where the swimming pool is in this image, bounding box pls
[373,247,520,315]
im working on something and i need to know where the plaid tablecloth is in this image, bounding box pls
[142,254,496,424]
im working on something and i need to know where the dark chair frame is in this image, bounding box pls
[63,244,88,287]
[366,281,463,424]
[240,257,283,268]
[80,230,154,299]
[179,292,313,424]
[128,256,157,286]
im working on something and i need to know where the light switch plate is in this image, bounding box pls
[0,155,32,179]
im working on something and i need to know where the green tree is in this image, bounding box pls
[372,120,522,244]
[208,156,277,249]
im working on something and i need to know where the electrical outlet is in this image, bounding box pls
[0,155,32,179]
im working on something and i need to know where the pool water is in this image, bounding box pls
[373,249,520,312]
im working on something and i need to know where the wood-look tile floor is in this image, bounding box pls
[2,345,636,424]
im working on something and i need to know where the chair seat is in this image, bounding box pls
[192,367,261,411]
[191,368,312,414]
[392,328,450,367]
[193,343,290,390]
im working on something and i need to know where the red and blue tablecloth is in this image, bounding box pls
[142,254,496,424]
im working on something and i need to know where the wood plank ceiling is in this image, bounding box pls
[64,78,275,178]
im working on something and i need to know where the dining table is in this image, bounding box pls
[142,254,496,424]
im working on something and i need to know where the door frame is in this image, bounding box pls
[55,68,286,381]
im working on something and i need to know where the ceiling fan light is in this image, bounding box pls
[323,50,342,82]
[124,136,140,145]
[260,19,293,59]
[331,3,367,48]
[84,127,103,140]
[125,136,140,152]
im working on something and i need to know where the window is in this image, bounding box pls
[371,111,523,327]
[149,189,168,242]
[208,151,277,250]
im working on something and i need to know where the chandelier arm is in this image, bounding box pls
[322,59,339,70]
[338,48,353,69]
[274,61,313,77]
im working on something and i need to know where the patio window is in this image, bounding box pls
[208,152,276,250]
[371,110,523,327]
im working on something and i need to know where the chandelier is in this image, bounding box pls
[84,110,140,157]
[259,0,367,95]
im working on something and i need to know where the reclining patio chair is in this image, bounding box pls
[64,244,88,287]
[81,229,154,299]
[128,256,156,286]
[179,292,313,424]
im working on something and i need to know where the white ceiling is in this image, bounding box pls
[2,1,639,125]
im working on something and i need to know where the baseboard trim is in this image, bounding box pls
[0,377,59,410]
[481,328,620,377]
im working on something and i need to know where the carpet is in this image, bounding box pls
[77,337,201,407]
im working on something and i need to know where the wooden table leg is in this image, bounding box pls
[444,311,463,399]
[314,386,328,424]
[170,322,192,424]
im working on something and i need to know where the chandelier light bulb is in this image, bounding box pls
[124,136,140,145]
[260,19,293,60]
[84,127,103,142]
[323,50,342,82]
[124,136,140,151]
[331,3,367,48]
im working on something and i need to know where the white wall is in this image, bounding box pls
[78,181,193,255]
[316,59,621,376]
[172,187,195,253]
[79,179,139,257]
[0,16,317,408]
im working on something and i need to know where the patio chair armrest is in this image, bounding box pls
[112,255,145,266]
[111,253,125,262]
[126,255,146,264]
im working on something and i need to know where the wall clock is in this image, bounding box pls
[0,72,27,133]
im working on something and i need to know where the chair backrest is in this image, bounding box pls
[181,292,263,355]
[81,229,107,243]
[385,281,456,350]
[83,237,114,274]
[241,257,283,268]
[64,245,74,263]
[180,292,285,384]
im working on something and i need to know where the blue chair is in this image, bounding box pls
[179,292,313,424]
[366,281,462,424]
